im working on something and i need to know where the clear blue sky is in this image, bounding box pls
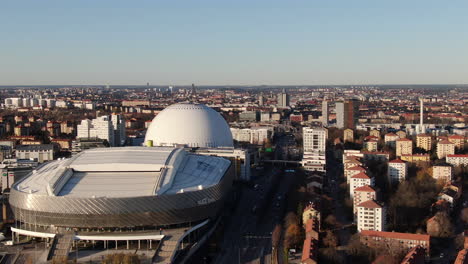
[1,0,467,85]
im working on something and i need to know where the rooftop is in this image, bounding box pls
[14,147,231,198]
[360,230,430,242]
[351,172,371,180]
[354,185,376,193]
[358,200,382,209]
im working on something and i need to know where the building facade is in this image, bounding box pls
[388,159,408,184]
[432,165,453,183]
[357,200,385,232]
[336,100,359,129]
[416,134,432,151]
[396,138,413,157]
[437,140,455,159]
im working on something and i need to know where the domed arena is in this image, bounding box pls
[144,103,233,148]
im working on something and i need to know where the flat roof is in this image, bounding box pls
[14,147,231,198]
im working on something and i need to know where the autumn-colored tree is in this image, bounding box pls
[283,223,301,249]
[427,212,454,238]
[272,224,282,248]
[284,212,298,228]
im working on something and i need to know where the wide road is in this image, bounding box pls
[213,168,296,264]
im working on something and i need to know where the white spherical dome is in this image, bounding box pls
[145,103,233,148]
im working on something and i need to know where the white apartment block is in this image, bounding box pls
[388,159,407,184]
[77,115,126,147]
[350,172,374,198]
[357,200,385,232]
[437,140,455,159]
[303,127,327,153]
[302,127,328,172]
[345,165,366,184]
[432,165,453,183]
[446,154,468,166]
[230,127,273,145]
[353,185,377,215]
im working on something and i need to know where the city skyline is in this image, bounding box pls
[1,0,468,85]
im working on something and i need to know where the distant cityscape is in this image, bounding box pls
[0,84,465,264]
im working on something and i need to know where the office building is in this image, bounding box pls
[336,100,359,129]
[277,89,290,108]
[322,100,329,126]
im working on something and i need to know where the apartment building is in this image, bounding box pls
[437,140,455,159]
[396,130,407,139]
[432,165,453,183]
[353,185,377,215]
[416,134,432,151]
[350,172,374,198]
[302,127,327,172]
[388,159,408,184]
[384,133,399,147]
[446,154,468,166]
[369,129,380,138]
[448,134,465,149]
[401,154,430,163]
[364,140,378,152]
[344,128,354,142]
[396,138,413,157]
[357,200,385,232]
[360,230,430,256]
[345,165,367,184]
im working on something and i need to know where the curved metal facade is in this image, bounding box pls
[9,165,234,228]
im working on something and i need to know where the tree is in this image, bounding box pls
[346,234,375,263]
[427,212,454,238]
[324,215,339,229]
[284,212,299,228]
[272,224,282,248]
[284,223,301,249]
[461,208,468,225]
[323,230,338,248]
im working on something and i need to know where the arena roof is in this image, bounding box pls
[14,147,231,198]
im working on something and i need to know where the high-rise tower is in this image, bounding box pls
[419,98,424,133]
[322,99,329,126]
